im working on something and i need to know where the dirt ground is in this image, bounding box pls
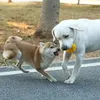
[1,2,100,65]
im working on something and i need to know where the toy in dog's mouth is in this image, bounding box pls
[54,51,59,56]
[66,44,76,53]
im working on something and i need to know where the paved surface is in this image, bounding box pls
[0,58,100,100]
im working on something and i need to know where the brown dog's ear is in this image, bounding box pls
[40,42,45,47]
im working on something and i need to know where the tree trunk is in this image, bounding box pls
[77,0,80,5]
[34,0,60,39]
[8,0,12,3]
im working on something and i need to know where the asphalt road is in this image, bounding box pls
[0,58,100,100]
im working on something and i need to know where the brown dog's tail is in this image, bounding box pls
[3,50,16,67]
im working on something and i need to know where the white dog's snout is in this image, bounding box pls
[61,46,68,50]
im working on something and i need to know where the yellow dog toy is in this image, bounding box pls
[66,44,76,53]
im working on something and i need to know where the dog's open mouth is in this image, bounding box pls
[54,51,59,56]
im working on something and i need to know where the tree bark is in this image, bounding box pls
[77,0,80,5]
[8,0,12,3]
[34,0,60,38]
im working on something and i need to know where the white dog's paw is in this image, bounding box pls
[64,76,75,84]
[63,71,71,80]
[65,71,71,79]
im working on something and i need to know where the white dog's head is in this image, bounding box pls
[52,23,81,50]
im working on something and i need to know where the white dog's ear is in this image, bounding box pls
[69,24,83,31]
[40,42,45,47]
[52,29,56,42]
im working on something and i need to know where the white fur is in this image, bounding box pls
[16,50,22,60]
[40,48,58,69]
[3,50,22,60]
[52,19,100,84]
[3,50,12,59]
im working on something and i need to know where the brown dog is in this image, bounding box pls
[3,36,60,82]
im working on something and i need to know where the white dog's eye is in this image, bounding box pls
[63,35,69,38]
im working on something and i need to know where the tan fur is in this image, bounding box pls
[4,39,42,70]
[3,36,59,82]
[4,43,20,59]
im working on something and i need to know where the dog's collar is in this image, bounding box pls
[66,44,76,53]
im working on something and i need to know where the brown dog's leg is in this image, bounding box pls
[17,60,29,73]
[4,59,17,68]
[4,59,8,66]
[34,48,57,82]
[36,68,57,82]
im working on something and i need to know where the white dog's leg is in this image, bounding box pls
[62,51,72,79]
[64,51,85,84]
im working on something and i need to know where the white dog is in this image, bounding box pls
[52,19,100,84]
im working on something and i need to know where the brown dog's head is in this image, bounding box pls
[40,42,60,58]
[5,36,22,44]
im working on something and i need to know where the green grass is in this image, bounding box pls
[0,2,100,65]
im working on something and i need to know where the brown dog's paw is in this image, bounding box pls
[23,70,29,73]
